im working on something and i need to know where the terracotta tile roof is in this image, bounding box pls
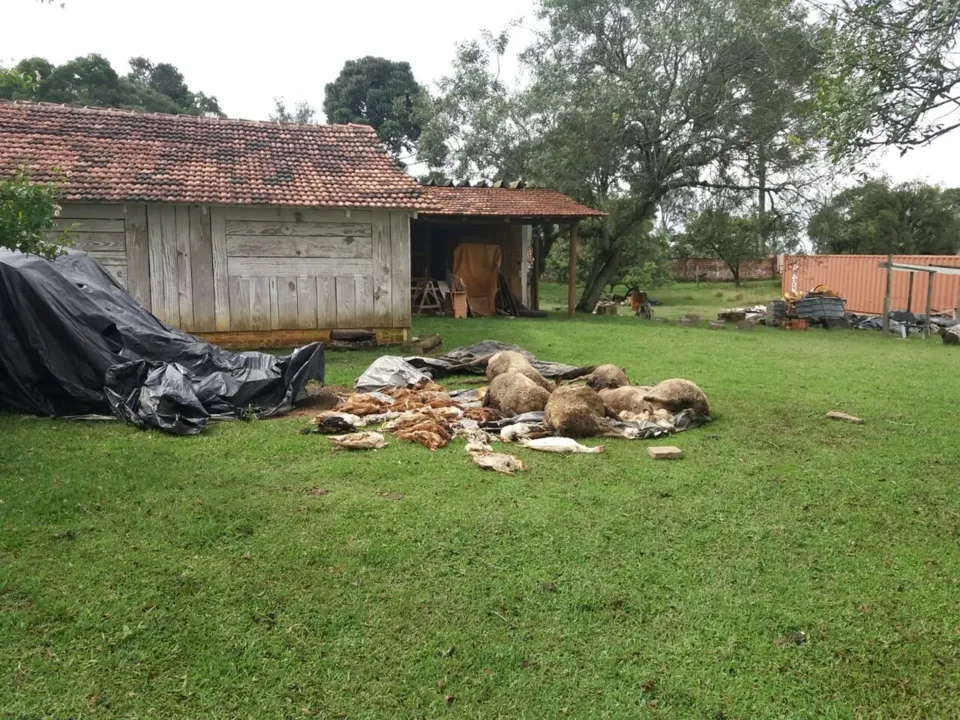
[0,100,436,209]
[419,184,605,218]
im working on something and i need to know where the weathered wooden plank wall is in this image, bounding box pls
[55,202,412,335]
[51,204,129,289]
[214,205,410,332]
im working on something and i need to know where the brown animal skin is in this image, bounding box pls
[544,385,608,438]
[485,351,553,390]
[586,364,630,391]
[643,379,711,417]
[598,386,653,416]
[484,372,551,416]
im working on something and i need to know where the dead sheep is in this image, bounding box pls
[485,350,553,391]
[544,385,608,438]
[598,386,654,416]
[585,364,630,391]
[484,372,551,417]
[643,378,711,417]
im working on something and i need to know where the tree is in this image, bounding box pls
[817,1,960,159]
[419,32,534,181]
[808,179,960,254]
[422,0,826,311]
[126,57,223,116]
[323,57,426,158]
[679,209,765,287]
[0,55,223,117]
[270,97,317,124]
[726,14,825,254]
[533,0,826,310]
[0,171,69,260]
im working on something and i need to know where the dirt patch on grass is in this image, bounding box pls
[288,383,350,417]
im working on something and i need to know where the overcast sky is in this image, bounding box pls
[4,0,959,187]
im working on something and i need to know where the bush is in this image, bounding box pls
[0,171,69,259]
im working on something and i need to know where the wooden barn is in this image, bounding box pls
[0,101,602,346]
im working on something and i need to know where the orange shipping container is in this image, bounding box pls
[781,255,960,316]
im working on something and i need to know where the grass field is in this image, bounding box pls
[2,285,959,719]
[538,279,782,320]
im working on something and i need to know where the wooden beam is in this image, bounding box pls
[531,226,540,310]
[907,271,915,313]
[879,261,960,275]
[882,252,892,336]
[568,221,579,318]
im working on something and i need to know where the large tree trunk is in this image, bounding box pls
[757,143,767,256]
[574,196,659,312]
[537,224,560,278]
[731,263,741,288]
[576,246,625,312]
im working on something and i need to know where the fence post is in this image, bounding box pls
[882,253,893,337]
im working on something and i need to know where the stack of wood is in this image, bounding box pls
[495,272,525,316]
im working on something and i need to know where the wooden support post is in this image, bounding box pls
[568,221,579,318]
[924,269,935,337]
[531,228,540,310]
[907,271,915,313]
[882,252,893,336]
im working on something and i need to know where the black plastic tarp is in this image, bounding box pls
[406,340,594,380]
[0,250,324,434]
[354,341,595,392]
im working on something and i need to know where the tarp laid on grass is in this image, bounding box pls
[355,341,595,392]
[0,250,324,435]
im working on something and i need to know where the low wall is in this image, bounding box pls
[671,257,778,282]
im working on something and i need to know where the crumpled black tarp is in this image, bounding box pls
[354,341,595,392]
[851,314,922,335]
[411,340,594,379]
[0,250,324,435]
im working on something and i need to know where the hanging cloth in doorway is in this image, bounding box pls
[453,244,502,316]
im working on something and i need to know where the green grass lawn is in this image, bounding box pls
[2,313,959,719]
[539,279,782,320]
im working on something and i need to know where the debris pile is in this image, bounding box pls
[851,311,958,336]
[718,305,767,323]
[307,341,712,473]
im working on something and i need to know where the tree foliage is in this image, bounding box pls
[0,54,223,117]
[423,0,825,310]
[323,57,426,158]
[0,171,69,260]
[677,210,767,287]
[270,97,317,124]
[808,179,960,254]
[817,0,960,158]
[419,32,533,181]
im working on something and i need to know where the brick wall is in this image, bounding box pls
[671,257,778,282]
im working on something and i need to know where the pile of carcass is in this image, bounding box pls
[309,342,711,474]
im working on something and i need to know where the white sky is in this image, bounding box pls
[3,0,959,187]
